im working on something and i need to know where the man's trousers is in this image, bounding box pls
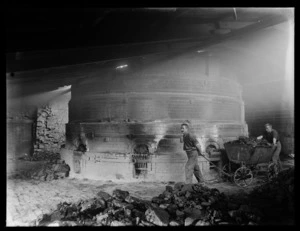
[185,150,204,184]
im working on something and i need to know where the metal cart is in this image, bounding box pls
[222,142,279,187]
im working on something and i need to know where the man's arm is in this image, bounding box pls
[195,143,203,156]
[191,134,203,156]
[272,130,279,146]
[84,139,89,152]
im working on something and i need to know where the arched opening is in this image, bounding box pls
[206,144,218,156]
[205,143,221,171]
[134,144,149,154]
[132,144,151,178]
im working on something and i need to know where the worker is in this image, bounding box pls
[181,122,204,184]
[257,123,282,170]
[74,131,89,152]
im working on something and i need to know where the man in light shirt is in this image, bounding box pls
[181,122,204,184]
[257,123,282,170]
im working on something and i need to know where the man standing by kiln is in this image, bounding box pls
[181,122,205,184]
[257,123,282,170]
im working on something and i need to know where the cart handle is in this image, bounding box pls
[201,153,232,177]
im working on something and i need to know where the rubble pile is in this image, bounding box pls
[19,151,61,162]
[34,105,66,157]
[38,184,264,226]
[18,160,70,181]
[247,167,294,222]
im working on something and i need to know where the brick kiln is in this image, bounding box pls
[61,53,248,182]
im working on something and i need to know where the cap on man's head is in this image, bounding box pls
[181,123,189,128]
[265,123,272,127]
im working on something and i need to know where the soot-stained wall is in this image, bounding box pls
[7,83,37,159]
[7,78,71,159]
[244,80,294,156]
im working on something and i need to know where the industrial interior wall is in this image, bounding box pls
[7,119,34,160]
[34,92,71,156]
[244,81,294,156]
[7,83,36,160]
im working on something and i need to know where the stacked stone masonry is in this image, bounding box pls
[34,92,70,157]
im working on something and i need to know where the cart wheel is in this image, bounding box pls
[220,164,232,181]
[234,166,253,187]
[267,162,279,181]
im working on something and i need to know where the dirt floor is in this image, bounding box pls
[6,157,294,226]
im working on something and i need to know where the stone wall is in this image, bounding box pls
[34,92,71,156]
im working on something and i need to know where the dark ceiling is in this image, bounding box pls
[5,7,293,73]
[6,7,291,52]
[5,7,234,52]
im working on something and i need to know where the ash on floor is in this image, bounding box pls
[6,158,294,226]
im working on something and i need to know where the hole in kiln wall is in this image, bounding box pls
[133,144,150,178]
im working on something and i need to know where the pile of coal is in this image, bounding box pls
[19,159,70,181]
[38,184,263,226]
[225,136,270,147]
[147,183,262,226]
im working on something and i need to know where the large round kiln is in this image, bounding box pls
[61,53,248,182]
